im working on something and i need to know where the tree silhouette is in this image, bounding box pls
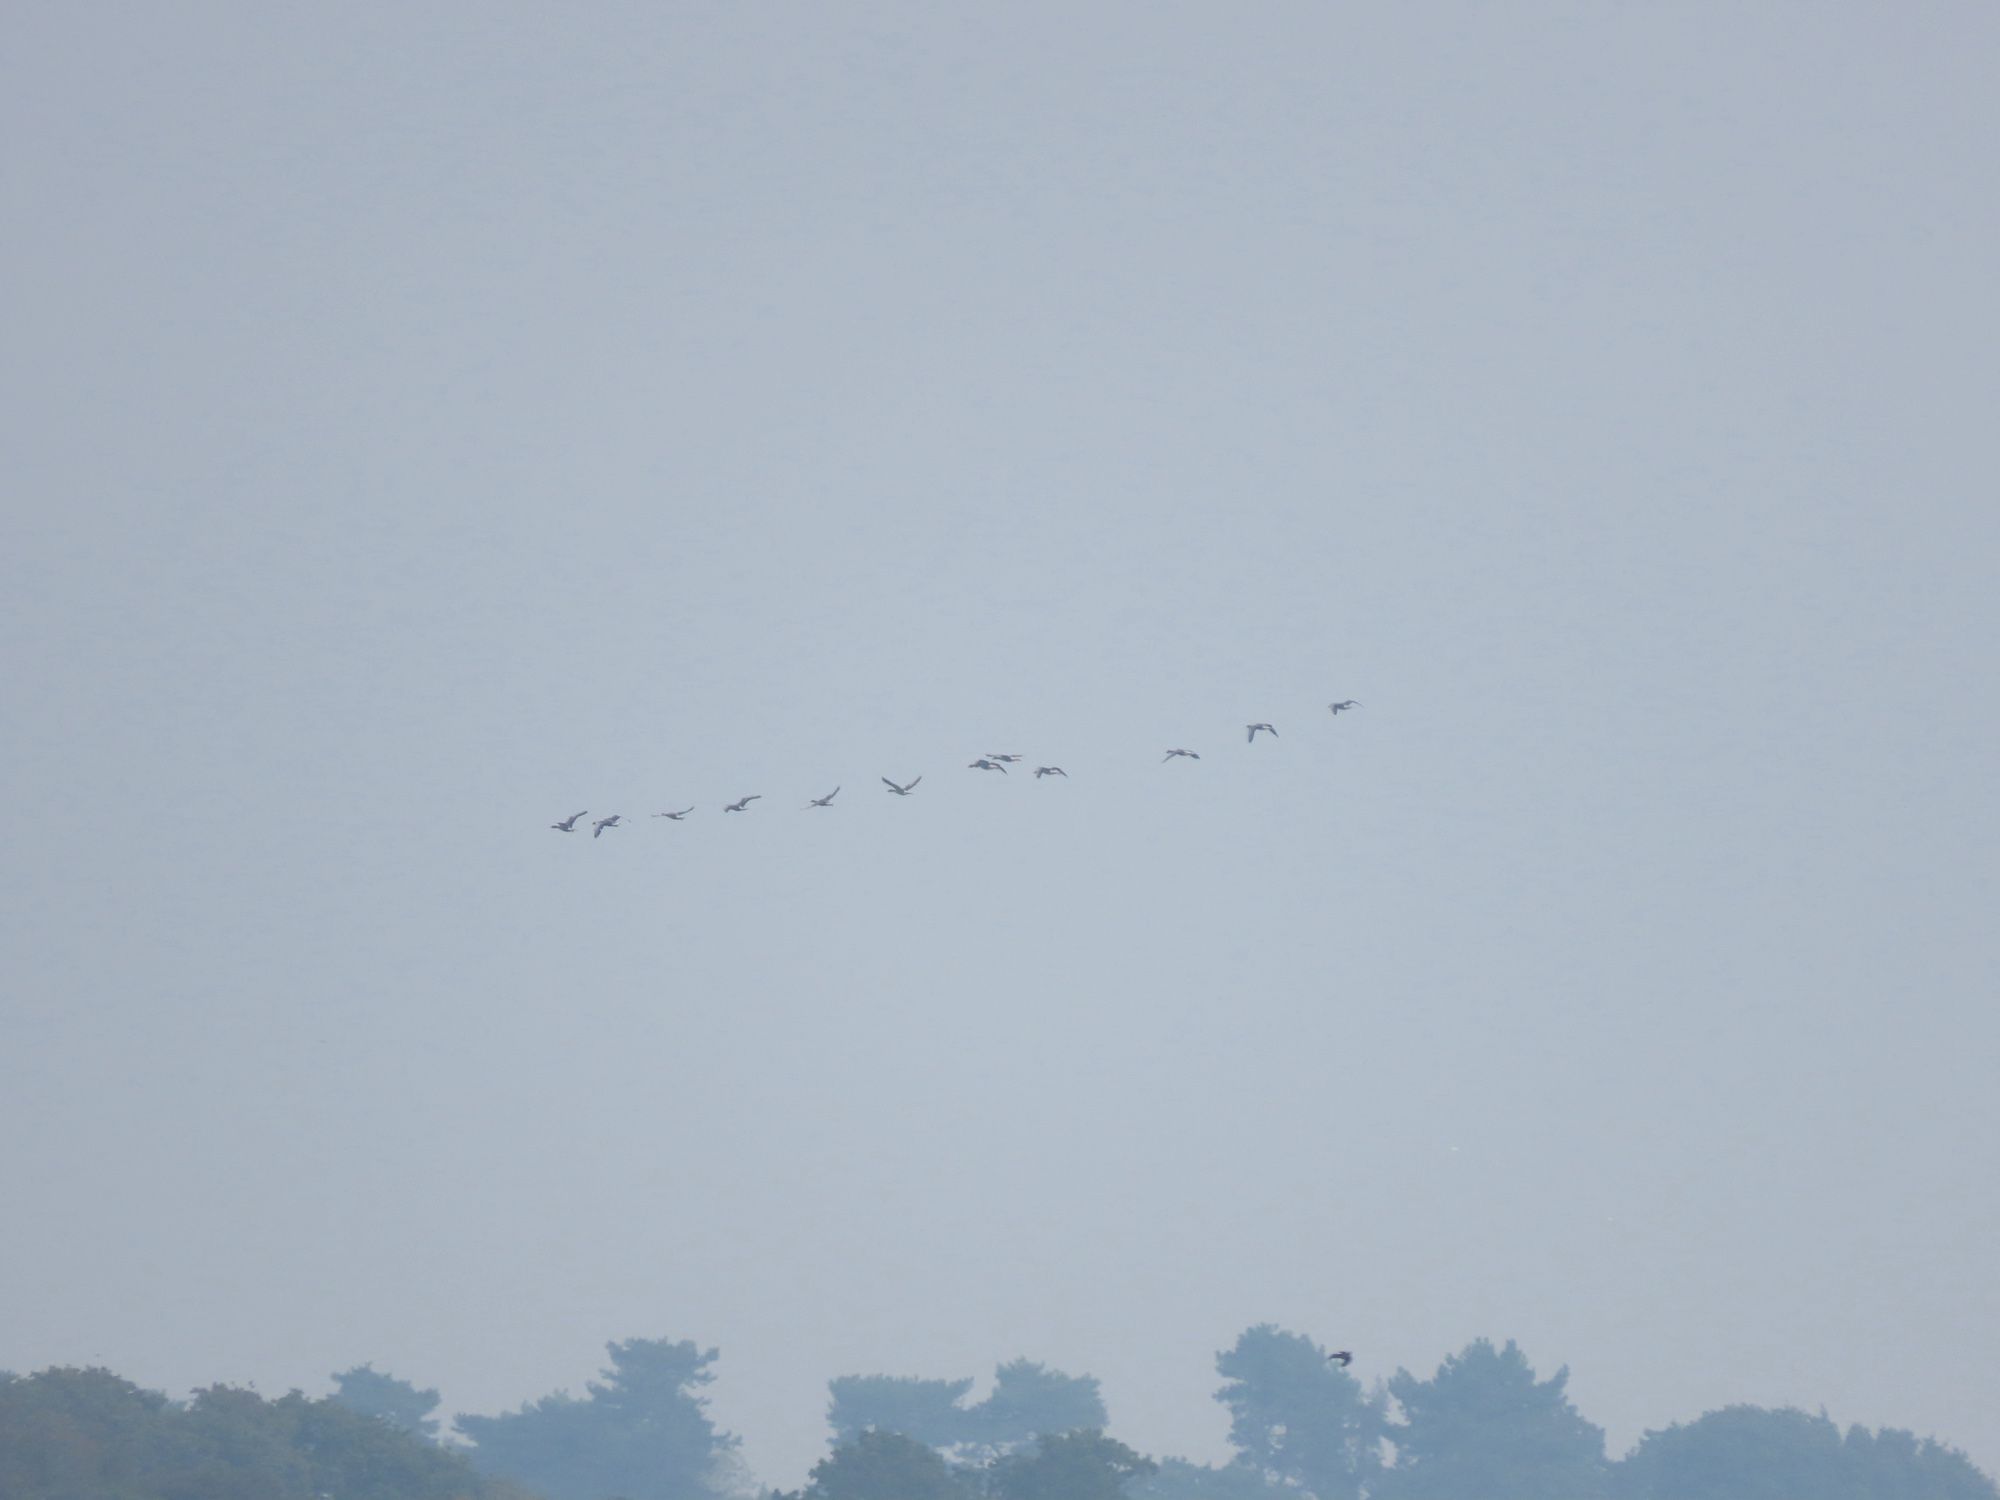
[329,1363,442,1442]
[1136,1456,1293,1500]
[827,1375,977,1449]
[803,1428,974,1500]
[973,1362,1109,1461]
[0,1366,518,1500]
[457,1337,742,1500]
[992,1429,1158,1500]
[1215,1325,1384,1500]
[1378,1339,1606,1500]
[824,1360,1106,1464]
[1615,1405,1998,1500]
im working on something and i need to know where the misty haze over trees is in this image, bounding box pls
[3,1327,1991,1500]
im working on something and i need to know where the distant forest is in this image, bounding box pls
[2,1326,1992,1500]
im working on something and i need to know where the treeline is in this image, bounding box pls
[2,1327,1992,1500]
[0,1364,532,1500]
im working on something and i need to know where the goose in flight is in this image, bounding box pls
[1329,700,1361,714]
[1034,766,1067,779]
[653,807,695,821]
[1328,1350,1353,1368]
[882,776,922,796]
[551,811,588,832]
[986,753,1023,763]
[591,814,622,838]
[1163,748,1201,761]
[1247,722,1277,742]
[807,787,840,808]
[969,758,1008,773]
[723,795,762,813]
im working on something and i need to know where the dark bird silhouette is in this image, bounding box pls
[969,758,1008,773]
[807,787,840,808]
[1034,766,1067,778]
[1247,722,1277,742]
[551,811,588,832]
[1329,700,1361,714]
[1163,748,1200,761]
[986,753,1023,763]
[653,807,695,821]
[723,796,761,813]
[882,776,922,796]
[591,814,622,838]
[1328,1350,1353,1368]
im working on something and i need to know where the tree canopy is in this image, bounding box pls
[456,1336,743,1500]
[991,1429,1158,1500]
[1615,1405,1999,1500]
[330,1362,443,1442]
[975,1362,1110,1460]
[827,1376,977,1450]
[1215,1324,1385,1500]
[824,1359,1106,1462]
[0,1365,522,1500]
[802,1427,974,1500]
[5,1331,1994,1500]
[1378,1339,1607,1500]
[1136,1456,1294,1500]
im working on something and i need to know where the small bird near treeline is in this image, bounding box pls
[1328,1350,1353,1368]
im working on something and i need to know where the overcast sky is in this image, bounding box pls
[4,1,1997,1487]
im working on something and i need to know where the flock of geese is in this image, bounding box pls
[553,701,1363,838]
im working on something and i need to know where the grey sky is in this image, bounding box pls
[4,1,1997,1487]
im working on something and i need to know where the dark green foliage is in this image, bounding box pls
[1214,1325,1384,1500]
[0,1367,171,1500]
[827,1376,977,1448]
[456,1336,742,1500]
[1615,1405,1999,1500]
[0,1365,518,1500]
[172,1384,315,1500]
[1378,1339,1607,1500]
[331,1362,444,1441]
[991,1430,1157,1500]
[804,1428,974,1500]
